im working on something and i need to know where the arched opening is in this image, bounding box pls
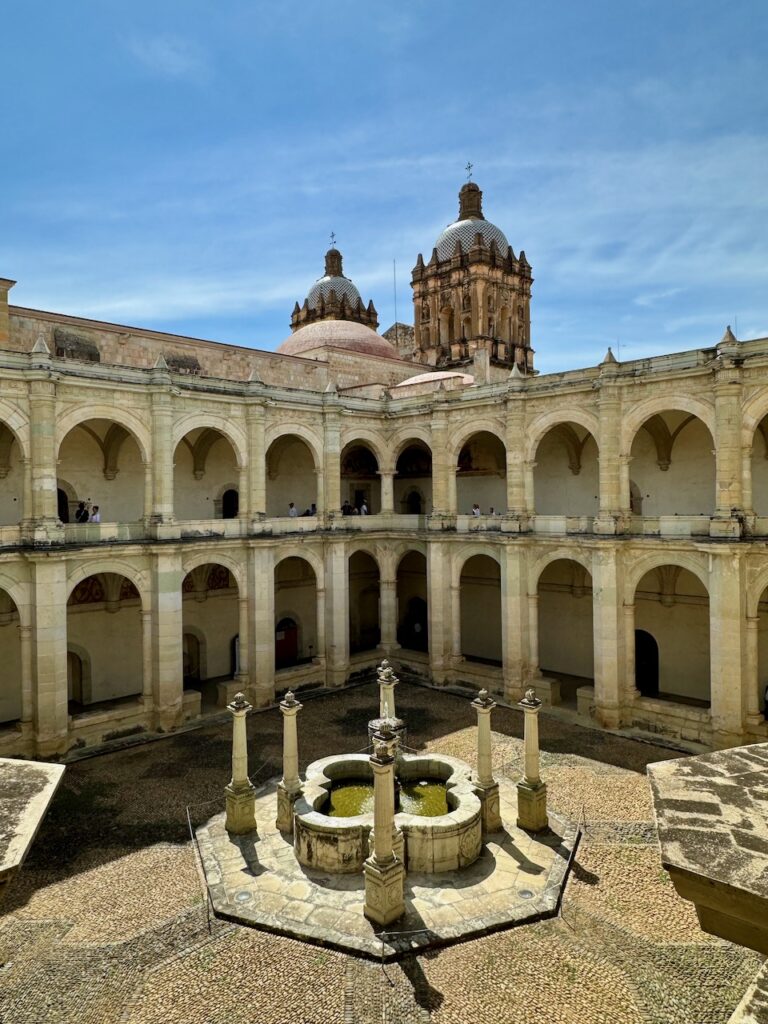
[751,414,768,517]
[397,551,428,653]
[66,573,142,713]
[174,428,240,521]
[181,563,239,710]
[460,554,501,664]
[349,551,380,654]
[533,423,599,517]
[394,442,432,514]
[340,442,380,514]
[58,420,145,523]
[629,412,715,516]
[274,556,318,669]
[266,434,317,517]
[456,431,506,515]
[755,583,768,719]
[0,589,22,724]
[221,488,239,519]
[0,423,24,525]
[57,488,70,523]
[538,559,594,706]
[634,565,710,705]
[635,629,659,697]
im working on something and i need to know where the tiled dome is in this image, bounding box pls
[433,181,509,261]
[278,320,399,360]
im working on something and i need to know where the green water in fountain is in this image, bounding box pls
[324,779,448,817]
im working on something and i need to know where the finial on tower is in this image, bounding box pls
[329,231,337,248]
[465,160,473,182]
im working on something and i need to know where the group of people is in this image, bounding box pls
[74,500,101,523]
[471,504,499,516]
[341,499,368,516]
[287,502,317,517]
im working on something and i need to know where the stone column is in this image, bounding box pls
[709,549,747,747]
[713,372,743,518]
[149,370,175,524]
[524,460,537,519]
[378,659,399,718]
[504,395,527,518]
[379,470,395,515]
[430,408,452,518]
[322,407,341,520]
[141,609,153,705]
[379,579,399,653]
[426,542,451,683]
[276,690,303,832]
[745,615,762,728]
[363,740,405,926]
[623,603,640,707]
[501,547,525,702]
[450,582,462,661]
[236,594,250,690]
[225,692,257,834]
[472,689,502,833]
[246,402,266,521]
[591,547,622,729]
[595,379,625,533]
[324,542,349,687]
[251,545,275,706]
[19,623,33,725]
[516,688,548,833]
[150,549,184,731]
[28,370,59,530]
[30,557,68,755]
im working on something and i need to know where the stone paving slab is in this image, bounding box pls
[196,776,578,961]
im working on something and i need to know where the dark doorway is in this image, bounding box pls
[406,491,422,514]
[67,650,83,704]
[275,617,299,669]
[222,488,239,519]
[58,488,70,523]
[399,596,428,652]
[230,635,239,677]
[183,632,201,687]
[635,629,659,697]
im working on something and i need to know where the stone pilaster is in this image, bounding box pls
[591,547,623,729]
[426,542,451,683]
[709,549,747,747]
[471,689,502,833]
[276,690,303,833]
[225,692,257,835]
[712,355,743,521]
[501,546,526,702]
[324,542,349,687]
[246,402,266,521]
[595,373,627,534]
[0,278,14,346]
[30,557,68,756]
[27,357,59,534]
[150,549,184,731]
[149,374,175,526]
[379,470,394,514]
[322,405,341,520]
[363,739,405,926]
[517,688,548,833]
[251,546,275,706]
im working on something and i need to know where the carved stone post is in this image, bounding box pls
[516,688,548,832]
[363,738,405,926]
[378,659,399,718]
[471,689,502,833]
[276,690,303,833]
[225,692,257,835]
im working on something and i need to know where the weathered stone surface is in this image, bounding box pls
[0,758,65,892]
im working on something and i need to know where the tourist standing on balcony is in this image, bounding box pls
[360,500,368,515]
[472,503,481,517]
[74,501,89,523]
[288,502,299,517]
[90,505,101,523]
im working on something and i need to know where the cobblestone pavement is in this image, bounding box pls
[0,681,763,1023]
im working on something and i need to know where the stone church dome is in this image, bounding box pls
[278,319,400,360]
[434,182,509,261]
[306,249,362,308]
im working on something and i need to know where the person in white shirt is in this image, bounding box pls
[360,501,368,515]
[288,502,299,517]
[90,505,101,523]
[471,503,481,517]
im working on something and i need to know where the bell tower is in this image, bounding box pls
[410,182,533,373]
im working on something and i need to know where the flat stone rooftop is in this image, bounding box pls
[196,776,577,959]
[0,757,65,891]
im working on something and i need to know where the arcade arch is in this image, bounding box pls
[537,559,594,700]
[629,412,715,516]
[66,572,142,710]
[0,423,24,525]
[181,563,239,706]
[633,565,710,705]
[58,419,145,522]
[394,440,432,514]
[460,554,501,664]
[751,413,768,515]
[274,556,318,669]
[340,442,380,514]
[266,434,317,517]
[174,428,240,521]
[534,423,599,517]
[349,551,380,654]
[396,551,428,652]
[0,589,21,724]
[456,431,506,515]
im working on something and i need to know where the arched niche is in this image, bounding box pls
[174,428,240,521]
[397,551,428,652]
[275,556,318,668]
[0,423,24,526]
[349,551,380,654]
[456,431,506,515]
[266,434,317,517]
[629,412,715,516]
[0,588,21,723]
[533,423,599,517]
[460,554,501,664]
[181,564,239,705]
[394,441,432,515]
[58,419,145,523]
[537,559,594,704]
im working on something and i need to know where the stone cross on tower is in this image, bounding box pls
[465,160,473,182]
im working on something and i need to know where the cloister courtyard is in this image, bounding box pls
[0,679,761,1024]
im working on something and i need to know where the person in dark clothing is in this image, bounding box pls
[74,501,89,523]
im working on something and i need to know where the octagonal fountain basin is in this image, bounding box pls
[293,752,482,874]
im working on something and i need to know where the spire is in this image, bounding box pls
[720,324,738,345]
[602,346,618,364]
[458,181,484,221]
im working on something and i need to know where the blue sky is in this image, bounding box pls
[1,1,766,373]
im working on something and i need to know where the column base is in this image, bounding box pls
[35,731,69,757]
[516,780,548,833]
[475,780,503,833]
[709,516,742,539]
[250,682,274,708]
[275,782,301,833]
[363,854,405,926]
[225,782,258,835]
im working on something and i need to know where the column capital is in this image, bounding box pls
[227,691,252,717]
[279,690,303,716]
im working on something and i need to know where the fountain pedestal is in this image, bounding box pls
[276,691,303,833]
[225,693,257,835]
[471,689,503,833]
[517,688,548,833]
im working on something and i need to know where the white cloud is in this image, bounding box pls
[126,35,207,79]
